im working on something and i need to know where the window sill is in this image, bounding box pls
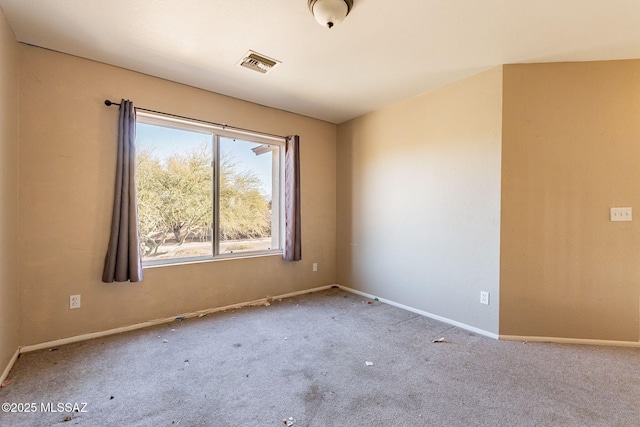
[141,250,283,269]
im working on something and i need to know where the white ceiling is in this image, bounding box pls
[1,0,640,124]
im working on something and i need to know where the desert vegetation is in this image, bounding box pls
[136,145,271,258]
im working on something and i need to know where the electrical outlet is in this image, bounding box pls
[480,291,490,305]
[70,294,81,309]
[312,263,318,272]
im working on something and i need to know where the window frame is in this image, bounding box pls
[136,111,286,267]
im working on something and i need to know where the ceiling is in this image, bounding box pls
[1,0,640,124]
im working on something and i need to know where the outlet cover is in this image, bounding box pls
[312,263,318,272]
[70,294,81,309]
[480,291,490,305]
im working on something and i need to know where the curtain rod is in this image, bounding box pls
[104,100,287,141]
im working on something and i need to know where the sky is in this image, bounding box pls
[136,122,274,196]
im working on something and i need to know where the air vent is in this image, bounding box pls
[238,50,281,74]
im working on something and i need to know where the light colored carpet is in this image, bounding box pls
[1,287,639,426]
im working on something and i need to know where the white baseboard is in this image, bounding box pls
[20,285,334,354]
[1,348,19,386]
[336,285,500,340]
[500,334,640,348]
[268,285,333,301]
[20,283,636,355]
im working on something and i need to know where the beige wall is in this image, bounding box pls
[12,39,640,350]
[337,68,503,334]
[501,61,640,341]
[18,45,336,346]
[0,8,19,370]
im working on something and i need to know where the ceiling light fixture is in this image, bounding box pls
[308,0,353,29]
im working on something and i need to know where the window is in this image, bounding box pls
[135,113,283,265]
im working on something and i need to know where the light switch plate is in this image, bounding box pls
[610,207,632,222]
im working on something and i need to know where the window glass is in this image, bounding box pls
[219,137,281,254]
[135,116,283,265]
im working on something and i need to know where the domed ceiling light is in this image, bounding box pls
[308,0,353,29]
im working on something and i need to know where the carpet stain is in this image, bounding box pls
[303,383,324,422]
[302,367,314,381]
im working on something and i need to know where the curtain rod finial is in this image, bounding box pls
[104,100,113,106]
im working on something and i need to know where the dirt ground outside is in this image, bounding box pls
[142,238,273,261]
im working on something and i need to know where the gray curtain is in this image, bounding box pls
[284,135,302,261]
[102,99,144,282]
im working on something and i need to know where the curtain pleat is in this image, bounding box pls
[283,135,302,261]
[102,99,144,282]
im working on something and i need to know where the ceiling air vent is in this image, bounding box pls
[238,50,281,74]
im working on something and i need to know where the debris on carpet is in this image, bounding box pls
[432,337,446,343]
